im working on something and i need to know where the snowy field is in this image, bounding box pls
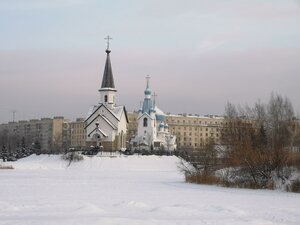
[1,155,300,225]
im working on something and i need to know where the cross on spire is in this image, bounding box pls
[152,92,157,100]
[146,75,150,89]
[152,92,157,107]
[104,35,112,50]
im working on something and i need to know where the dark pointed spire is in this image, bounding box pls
[101,50,115,88]
[101,35,115,89]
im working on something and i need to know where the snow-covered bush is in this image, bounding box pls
[61,152,83,166]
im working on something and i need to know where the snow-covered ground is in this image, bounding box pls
[0,155,299,225]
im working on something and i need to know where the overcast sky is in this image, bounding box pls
[0,0,300,123]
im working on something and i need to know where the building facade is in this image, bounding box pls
[69,118,86,149]
[166,114,224,150]
[127,112,224,151]
[0,117,69,153]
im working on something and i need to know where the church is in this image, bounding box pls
[130,77,177,152]
[85,40,128,151]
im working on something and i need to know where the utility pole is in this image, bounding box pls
[11,110,18,122]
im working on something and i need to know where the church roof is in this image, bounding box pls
[87,127,108,138]
[101,50,115,89]
[85,104,128,124]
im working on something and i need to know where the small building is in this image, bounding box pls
[85,46,128,151]
[130,77,176,152]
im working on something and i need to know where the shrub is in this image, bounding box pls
[186,173,221,185]
[287,152,300,169]
[61,152,83,166]
[290,179,300,193]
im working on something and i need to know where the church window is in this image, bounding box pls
[143,118,148,127]
[104,95,108,102]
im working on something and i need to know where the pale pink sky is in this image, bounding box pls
[0,0,300,123]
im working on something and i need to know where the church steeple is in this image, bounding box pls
[100,35,115,90]
[99,36,117,109]
[142,75,153,114]
[101,50,115,89]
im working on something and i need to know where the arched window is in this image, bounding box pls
[104,95,108,102]
[143,118,148,127]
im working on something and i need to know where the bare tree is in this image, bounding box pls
[178,138,220,184]
[222,93,296,188]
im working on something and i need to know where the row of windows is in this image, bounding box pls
[177,138,220,147]
[167,119,223,125]
[175,132,220,137]
[71,129,86,134]
[171,126,220,131]
[178,133,219,140]
[70,124,85,129]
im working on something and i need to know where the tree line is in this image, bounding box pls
[179,93,300,191]
[0,132,41,161]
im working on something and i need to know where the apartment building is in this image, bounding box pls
[127,112,224,150]
[0,117,68,153]
[165,114,224,149]
[69,118,86,149]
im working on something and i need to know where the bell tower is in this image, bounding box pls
[99,35,117,109]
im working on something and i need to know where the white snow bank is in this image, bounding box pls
[7,154,181,171]
[0,155,299,225]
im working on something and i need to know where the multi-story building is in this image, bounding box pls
[0,117,68,153]
[127,112,138,142]
[127,112,224,151]
[69,118,86,149]
[165,114,224,150]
